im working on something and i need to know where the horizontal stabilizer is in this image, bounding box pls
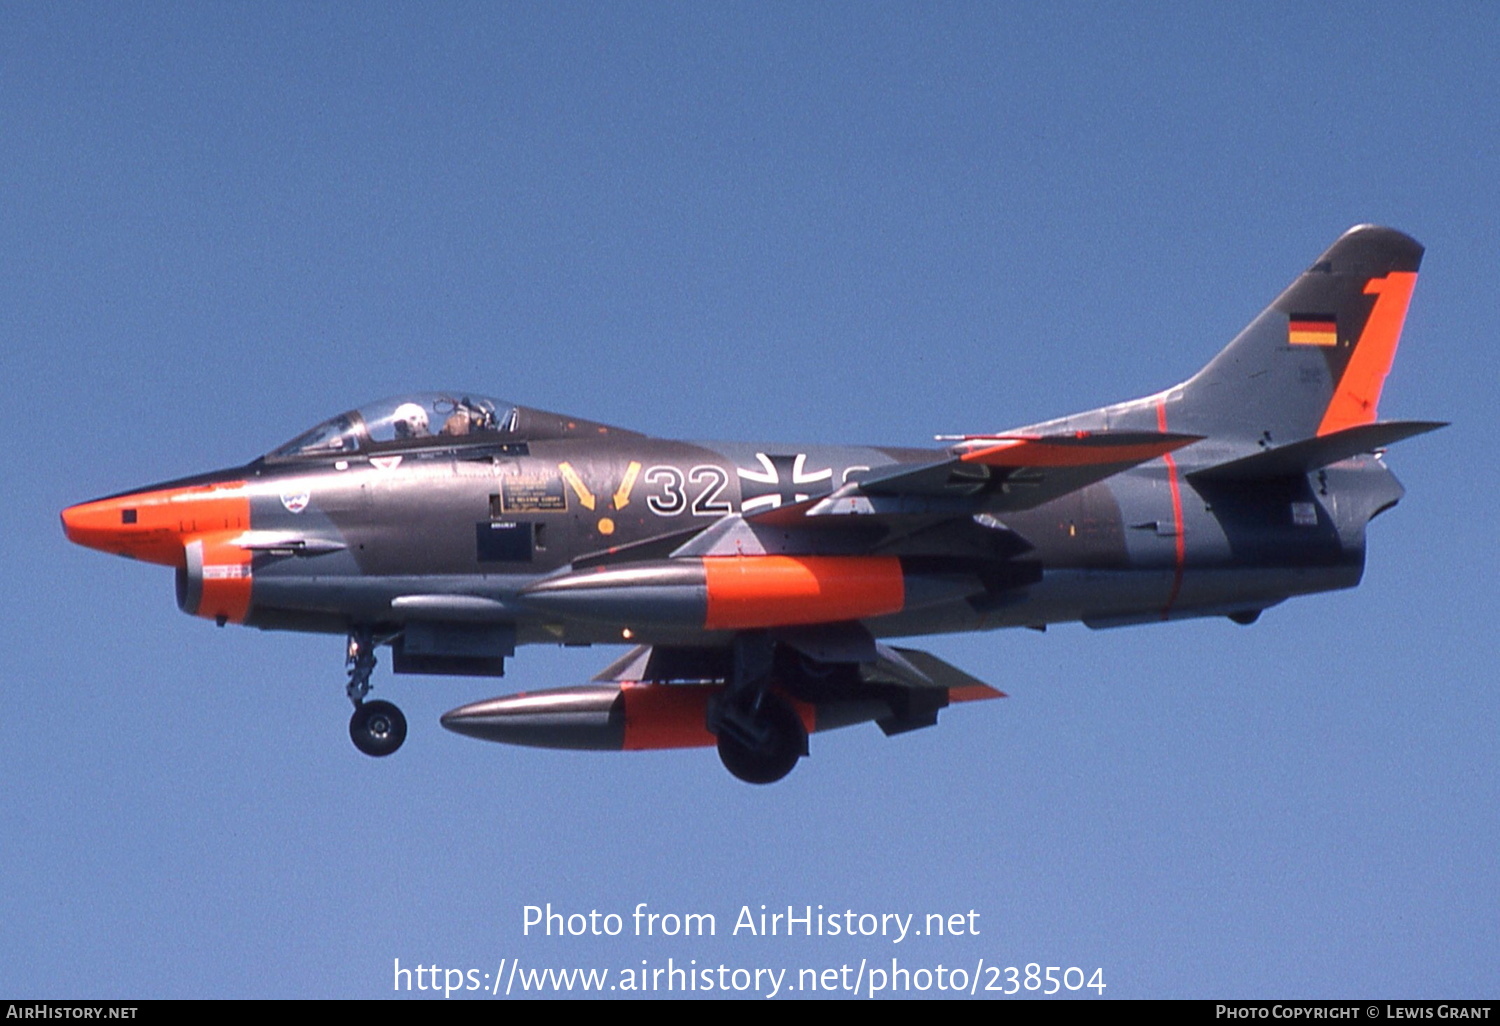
[1188,420,1445,483]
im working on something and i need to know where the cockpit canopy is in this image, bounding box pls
[268,393,517,460]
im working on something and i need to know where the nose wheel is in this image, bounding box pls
[345,628,407,757]
[350,699,407,757]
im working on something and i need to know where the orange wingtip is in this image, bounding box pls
[949,684,1006,702]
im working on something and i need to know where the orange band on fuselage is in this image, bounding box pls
[1318,271,1419,436]
[192,531,254,624]
[61,483,251,567]
[701,555,905,631]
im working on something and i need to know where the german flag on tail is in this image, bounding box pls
[1288,314,1338,346]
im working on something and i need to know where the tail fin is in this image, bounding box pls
[1170,225,1423,444]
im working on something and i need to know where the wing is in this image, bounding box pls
[570,429,1195,574]
[787,429,1200,519]
[592,635,1004,738]
[1186,420,1444,483]
[443,636,1004,753]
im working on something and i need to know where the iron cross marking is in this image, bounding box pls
[736,453,835,514]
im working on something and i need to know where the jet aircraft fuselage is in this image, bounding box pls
[61,226,1441,783]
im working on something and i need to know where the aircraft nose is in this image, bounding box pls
[61,479,251,566]
[61,493,179,565]
[62,495,145,556]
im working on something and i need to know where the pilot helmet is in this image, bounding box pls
[392,402,430,438]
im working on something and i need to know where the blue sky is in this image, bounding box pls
[2,3,1495,998]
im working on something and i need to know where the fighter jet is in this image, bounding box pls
[61,225,1441,783]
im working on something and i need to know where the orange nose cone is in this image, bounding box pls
[61,494,184,566]
[61,482,251,567]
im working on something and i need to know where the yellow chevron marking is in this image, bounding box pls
[557,462,596,511]
[613,461,642,510]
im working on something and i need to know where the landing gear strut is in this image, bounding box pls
[345,628,407,757]
[708,633,808,784]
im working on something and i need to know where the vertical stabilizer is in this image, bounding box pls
[1168,225,1423,444]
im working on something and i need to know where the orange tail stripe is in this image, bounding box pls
[1156,400,1186,619]
[1318,271,1419,436]
[702,556,905,631]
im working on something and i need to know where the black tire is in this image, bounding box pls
[350,700,407,757]
[716,694,807,785]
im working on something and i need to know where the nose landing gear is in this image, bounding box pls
[350,699,407,757]
[345,628,407,757]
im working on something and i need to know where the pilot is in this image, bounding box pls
[440,409,472,436]
[392,403,431,439]
[440,397,492,436]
